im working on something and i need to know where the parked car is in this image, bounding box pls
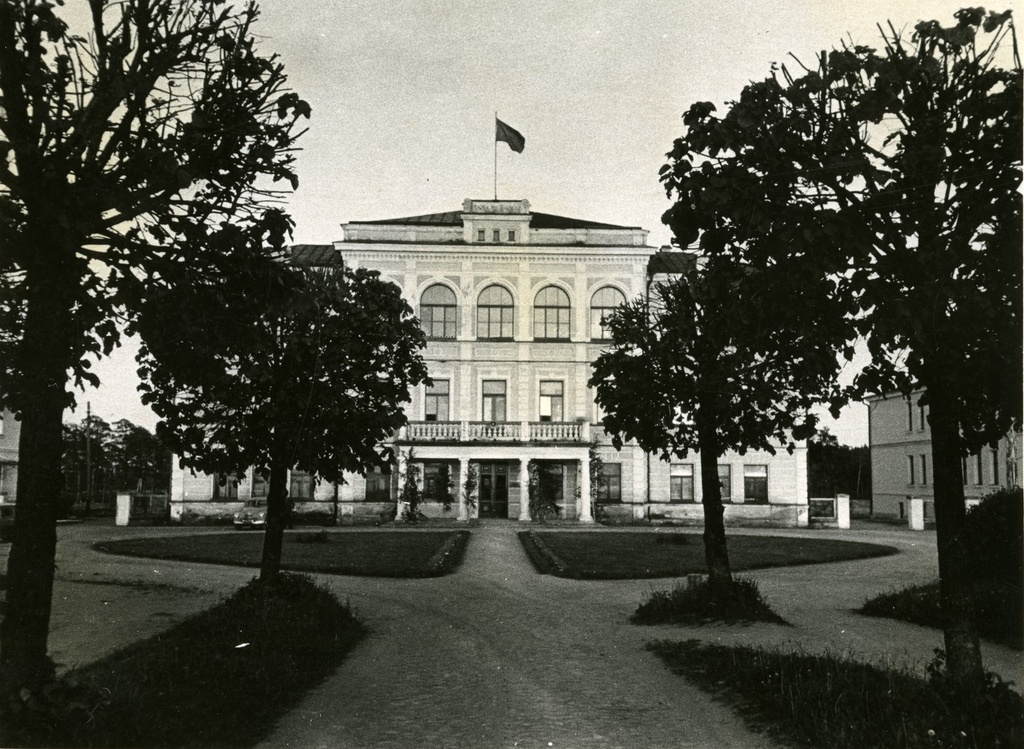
[233,498,267,529]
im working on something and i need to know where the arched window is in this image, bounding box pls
[533,286,570,340]
[590,286,626,340]
[477,285,514,339]
[420,284,457,339]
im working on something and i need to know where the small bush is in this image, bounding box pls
[632,577,788,626]
[648,640,1024,749]
[965,487,1023,585]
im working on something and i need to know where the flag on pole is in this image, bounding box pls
[496,118,525,153]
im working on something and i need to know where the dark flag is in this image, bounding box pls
[495,118,525,153]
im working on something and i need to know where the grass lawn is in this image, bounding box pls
[648,639,1023,749]
[520,531,897,579]
[1,574,365,748]
[861,579,1023,650]
[95,530,470,577]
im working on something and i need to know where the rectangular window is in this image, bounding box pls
[492,229,500,242]
[251,472,269,498]
[477,228,485,242]
[482,380,507,422]
[597,463,622,503]
[918,403,927,431]
[539,381,564,422]
[670,463,694,502]
[906,398,914,431]
[365,465,391,502]
[476,306,514,339]
[991,448,1000,485]
[213,473,238,500]
[421,305,457,339]
[425,379,450,421]
[975,453,984,486]
[743,465,769,502]
[919,454,927,486]
[908,455,916,485]
[718,464,732,501]
[422,462,451,502]
[508,230,516,242]
[290,470,315,500]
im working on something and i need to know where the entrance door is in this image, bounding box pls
[477,462,509,518]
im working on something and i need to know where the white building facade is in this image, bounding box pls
[171,199,809,526]
[868,390,1021,519]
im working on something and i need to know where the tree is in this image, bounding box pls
[590,259,840,584]
[137,265,428,580]
[658,8,1021,690]
[0,0,309,687]
[807,428,871,500]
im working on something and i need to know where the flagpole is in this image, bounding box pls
[494,111,498,200]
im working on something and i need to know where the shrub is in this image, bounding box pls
[632,576,788,625]
[965,487,1023,585]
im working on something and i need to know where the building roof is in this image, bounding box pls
[646,250,697,276]
[348,210,640,231]
[353,211,463,226]
[289,244,340,265]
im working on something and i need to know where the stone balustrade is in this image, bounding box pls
[398,420,589,443]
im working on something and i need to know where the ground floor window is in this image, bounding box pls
[251,472,268,498]
[422,462,453,502]
[597,462,622,502]
[366,465,391,502]
[670,463,694,502]
[213,473,238,499]
[718,464,732,501]
[743,465,768,502]
[290,470,315,500]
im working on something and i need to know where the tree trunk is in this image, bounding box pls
[260,448,291,581]
[696,415,732,585]
[926,387,986,692]
[0,264,75,690]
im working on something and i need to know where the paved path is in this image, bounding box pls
[3,521,1022,749]
[256,524,771,749]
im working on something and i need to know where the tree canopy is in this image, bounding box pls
[136,263,429,577]
[657,7,1021,690]
[591,257,843,582]
[0,0,309,689]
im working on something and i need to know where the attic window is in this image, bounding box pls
[477,229,485,242]
[492,229,500,242]
[508,230,516,242]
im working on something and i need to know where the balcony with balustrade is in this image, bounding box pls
[396,420,592,444]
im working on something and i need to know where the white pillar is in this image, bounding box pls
[518,460,531,521]
[579,457,594,523]
[909,497,926,531]
[115,493,131,526]
[458,458,469,521]
[836,493,851,530]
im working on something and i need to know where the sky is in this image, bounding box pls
[64,0,999,446]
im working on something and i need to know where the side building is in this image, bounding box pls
[868,390,1021,519]
[0,409,20,535]
[170,198,808,527]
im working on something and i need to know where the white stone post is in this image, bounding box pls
[115,493,131,526]
[579,458,594,523]
[836,493,851,530]
[458,457,470,521]
[909,497,926,530]
[519,460,531,521]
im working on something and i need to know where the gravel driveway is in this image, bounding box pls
[3,520,1021,749]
